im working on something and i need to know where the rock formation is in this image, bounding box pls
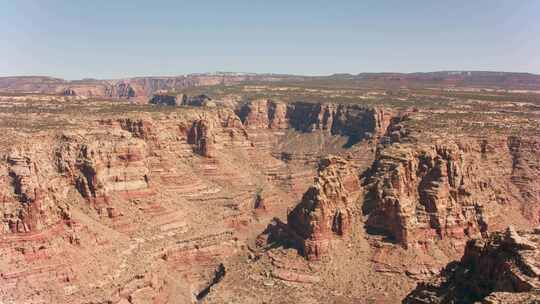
[364,118,540,250]
[114,82,136,98]
[1,148,71,235]
[287,155,362,260]
[404,226,540,303]
[149,93,182,106]
[4,151,43,233]
[149,93,214,107]
[238,99,392,145]
[54,130,152,209]
[188,119,215,157]
[237,99,289,129]
[507,136,540,221]
[0,78,538,303]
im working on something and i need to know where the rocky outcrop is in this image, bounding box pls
[113,82,136,98]
[286,102,387,142]
[54,129,151,209]
[188,119,215,157]
[287,155,362,260]
[149,93,214,107]
[183,94,214,107]
[3,151,43,233]
[117,118,153,139]
[238,100,392,146]
[237,99,289,129]
[364,127,540,249]
[403,227,540,303]
[366,141,483,247]
[1,148,71,235]
[63,88,76,96]
[507,136,540,221]
[149,93,183,106]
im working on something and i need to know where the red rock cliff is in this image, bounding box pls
[365,128,540,250]
[404,226,540,303]
[238,100,392,145]
[287,155,362,260]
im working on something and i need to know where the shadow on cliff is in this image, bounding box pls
[258,218,305,256]
[342,134,364,148]
[359,168,399,245]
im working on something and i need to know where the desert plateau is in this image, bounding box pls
[0,72,539,303]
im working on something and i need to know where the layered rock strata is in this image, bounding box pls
[0,101,390,302]
[0,74,287,100]
[237,99,392,145]
[364,120,540,250]
[188,119,215,157]
[1,147,71,235]
[404,227,540,303]
[287,155,362,260]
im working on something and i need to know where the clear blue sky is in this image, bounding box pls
[1,0,539,79]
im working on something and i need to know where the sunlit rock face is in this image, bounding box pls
[404,227,540,303]
[287,155,362,260]
[364,125,540,251]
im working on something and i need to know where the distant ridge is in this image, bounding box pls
[1,71,540,100]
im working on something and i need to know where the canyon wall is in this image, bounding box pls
[287,155,362,260]
[250,105,539,266]
[0,95,538,303]
[238,99,392,145]
[150,93,214,107]
[404,227,540,303]
[0,109,249,303]
[363,119,540,251]
[0,101,391,303]
[1,147,70,234]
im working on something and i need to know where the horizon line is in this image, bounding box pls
[2,69,540,81]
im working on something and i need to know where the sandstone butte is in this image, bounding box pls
[0,77,539,303]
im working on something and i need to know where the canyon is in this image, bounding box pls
[0,76,539,303]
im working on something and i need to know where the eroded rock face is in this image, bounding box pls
[1,148,71,235]
[507,136,540,221]
[149,93,182,106]
[183,94,214,107]
[287,155,362,260]
[4,151,43,233]
[55,130,152,209]
[0,107,259,303]
[237,100,392,145]
[188,119,215,157]
[116,118,153,139]
[114,82,136,98]
[286,102,389,145]
[149,93,214,107]
[0,92,537,303]
[364,128,540,250]
[403,227,540,303]
[238,99,289,129]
